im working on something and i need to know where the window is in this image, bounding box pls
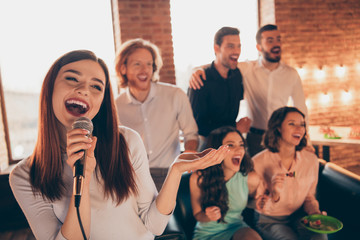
[0,0,115,163]
[170,0,259,91]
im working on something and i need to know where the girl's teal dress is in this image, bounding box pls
[193,172,249,240]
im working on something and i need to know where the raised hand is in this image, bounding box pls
[236,117,252,134]
[189,68,206,90]
[256,193,271,210]
[172,145,229,174]
[271,173,285,202]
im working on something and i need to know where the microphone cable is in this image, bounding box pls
[71,117,93,240]
[75,199,87,240]
[72,117,94,240]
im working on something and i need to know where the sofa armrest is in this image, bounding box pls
[317,162,360,239]
[173,173,197,240]
[155,215,185,240]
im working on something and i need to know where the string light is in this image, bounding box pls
[304,64,356,108]
[305,99,312,110]
[319,92,331,106]
[356,63,360,73]
[335,65,346,78]
[341,90,352,104]
[296,67,307,79]
[314,68,326,82]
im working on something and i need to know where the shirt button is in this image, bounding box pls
[148,150,153,155]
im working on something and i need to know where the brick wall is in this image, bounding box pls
[260,0,360,166]
[112,0,175,85]
[111,0,360,167]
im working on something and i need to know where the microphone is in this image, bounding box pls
[71,117,93,207]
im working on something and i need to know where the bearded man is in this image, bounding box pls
[189,24,308,156]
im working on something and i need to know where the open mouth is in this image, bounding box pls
[271,47,281,54]
[137,74,148,82]
[65,99,89,116]
[292,133,302,140]
[232,156,241,166]
[229,55,239,62]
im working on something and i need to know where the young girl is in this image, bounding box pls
[253,106,327,240]
[9,50,228,240]
[189,126,262,240]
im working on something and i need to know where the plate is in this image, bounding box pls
[324,134,341,139]
[300,214,343,234]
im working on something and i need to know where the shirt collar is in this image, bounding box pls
[271,150,300,171]
[125,82,156,104]
[257,56,284,72]
[210,61,238,79]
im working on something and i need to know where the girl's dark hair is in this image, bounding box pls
[30,50,137,203]
[263,106,307,153]
[197,126,253,223]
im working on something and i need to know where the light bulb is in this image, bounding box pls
[314,68,326,82]
[319,92,331,106]
[341,90,352,104]
[335,65,346,78]
[297,67,306,79]
[305,99,311,110]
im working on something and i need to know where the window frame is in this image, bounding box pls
[0,68,14,165]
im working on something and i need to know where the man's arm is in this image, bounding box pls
[236,117,252,134]
[189,64,210,90]
[184,139,198,153]
[187,85,209,138]
[175,88,199,152]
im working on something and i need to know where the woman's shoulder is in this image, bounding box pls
[118,125,143,151]
[299,149,318,158]
[252,149,271,161]
[297,149,319,165]
[9,157,32,192]
[118,125,148,168]
[118,125,142,144]
[247,171,260,182]
[246,171,261,195]
[10,158,31,177]
[298,149,318,161]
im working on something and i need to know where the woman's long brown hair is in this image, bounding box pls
[198,126,253,223]
[30,50,137,203]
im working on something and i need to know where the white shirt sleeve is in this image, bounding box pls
[122,127,171,235]
[9,158,69,240]
[174,88,199,143]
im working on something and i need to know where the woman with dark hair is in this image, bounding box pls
[189,126,262,240]
[253,106,327,240]
[9,50,227,240]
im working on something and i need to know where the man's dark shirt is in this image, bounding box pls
[188,62,244,137]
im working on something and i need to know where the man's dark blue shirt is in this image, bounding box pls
[188,62,244,137]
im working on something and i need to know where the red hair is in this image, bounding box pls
[30,50,137,203]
